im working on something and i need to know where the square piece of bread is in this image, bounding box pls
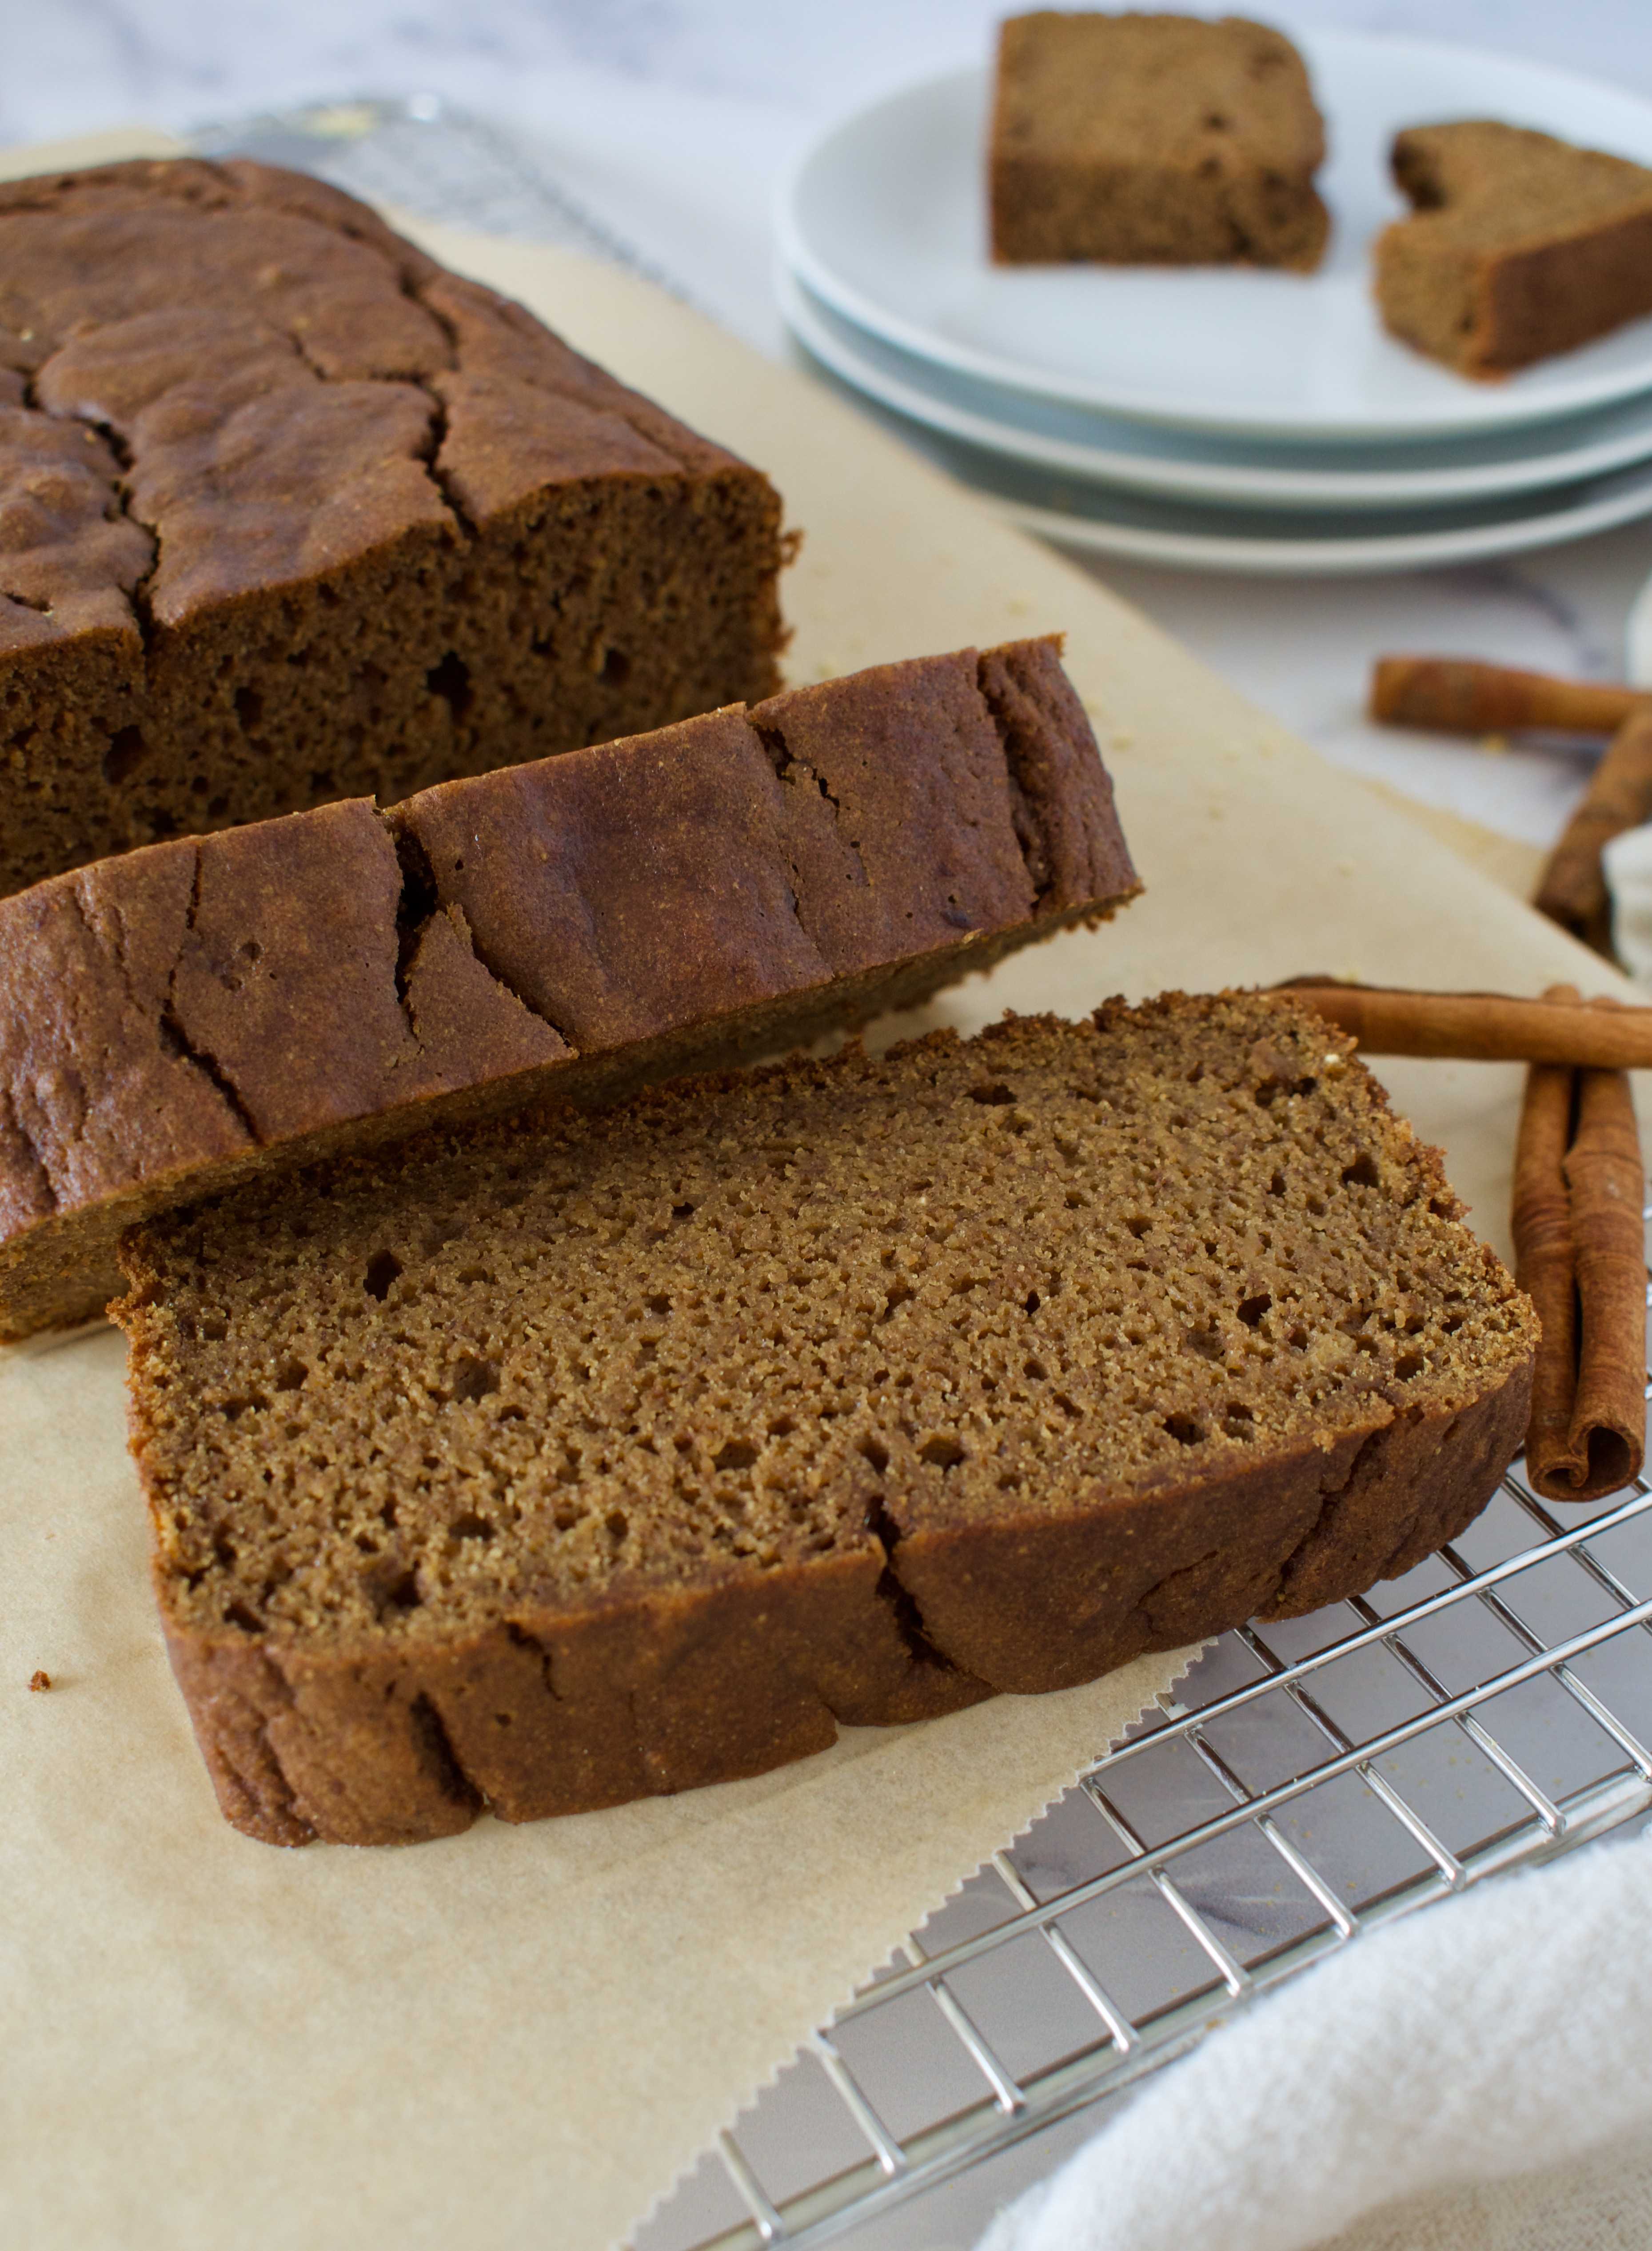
[0,636,1138,1340]
[1374,121,1652,377]
[989,12,1329,269]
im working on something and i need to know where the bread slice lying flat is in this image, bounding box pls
[115,991,1536,1848]
[0,634,1136,1338]
[1375,121,1652,376]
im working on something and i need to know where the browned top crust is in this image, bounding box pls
[0,156,745,651]
[0,635,1138,1281]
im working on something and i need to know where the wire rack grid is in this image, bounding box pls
[173,101,1652,2250]
[191,95,686,299]
[644,1332,1652,2251]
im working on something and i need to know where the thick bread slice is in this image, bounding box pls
[114,993,1536,1848]
[0,635,1138,1337]
[990,12,1329,270]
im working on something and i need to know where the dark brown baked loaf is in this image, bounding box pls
[0,156,787,897]
[1375,122,1652,376]
[990,12,1328,269]
[114,991,1535,1848]
[0,634,1137,1338]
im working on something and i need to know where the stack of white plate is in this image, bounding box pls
[775,31,1652,575]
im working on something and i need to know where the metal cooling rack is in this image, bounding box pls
[174,100,1652,2251]
[191,95,683,298]
[643,1341,1652,2251]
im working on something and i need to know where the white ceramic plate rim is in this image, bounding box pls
[779,266,1652,513]
[985,458,1652,576]
[778,31,1652,443]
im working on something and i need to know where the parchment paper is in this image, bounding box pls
[1,132,1640,2251]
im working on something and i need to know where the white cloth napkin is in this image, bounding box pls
[975,1825,1652,2251]
[1604,823,1652,987]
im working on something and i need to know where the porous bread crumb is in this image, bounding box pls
[115,993,1535,1846]
[1375,121,1652,375]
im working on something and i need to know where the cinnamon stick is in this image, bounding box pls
[1559,1068,1648,1499]
[1512,1001,1647,1508]
[1370,658,1649,739]
[1512,1056,1581,1495]
[1277,981,1652,1069]
[1533,709,1652,955]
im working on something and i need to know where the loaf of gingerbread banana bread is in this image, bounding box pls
[115,992,1536,1848]
[989,12,1328,269]
[0,635,1138,1338]
[0,157,787,897]
[1375,122,1652,377]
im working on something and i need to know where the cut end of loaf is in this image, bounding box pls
[116,992,1535,1847]
[0,156,789,896]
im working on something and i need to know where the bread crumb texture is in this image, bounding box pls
[1376,121,1652,375]
[116,993,1536,1845]
[990,11,1329,269]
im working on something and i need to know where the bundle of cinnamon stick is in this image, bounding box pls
[1369,656,1652,957]
[1275,976,1649,1504]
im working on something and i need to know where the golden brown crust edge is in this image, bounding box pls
[0,635,1139,1339]
[152,1353,1532,1848]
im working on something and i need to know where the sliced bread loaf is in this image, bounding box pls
[0,156,786,895]
[115,992,1536,1847]
[0,635,1137,1337]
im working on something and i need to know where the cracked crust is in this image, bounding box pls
[0,155,788,895]
[0,635,1140,1337]
[114,995,1535,1848]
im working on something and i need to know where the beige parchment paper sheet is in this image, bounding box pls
[2,131,1642,2251]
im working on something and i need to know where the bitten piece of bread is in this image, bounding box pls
[1374,121,1652,377]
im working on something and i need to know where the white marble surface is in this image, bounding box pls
[9,1,1652,848]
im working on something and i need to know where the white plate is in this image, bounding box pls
[994,462,1652,575]
[778,32,1652,443]
[788,370,1652,575]
[781,267,1652,515]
